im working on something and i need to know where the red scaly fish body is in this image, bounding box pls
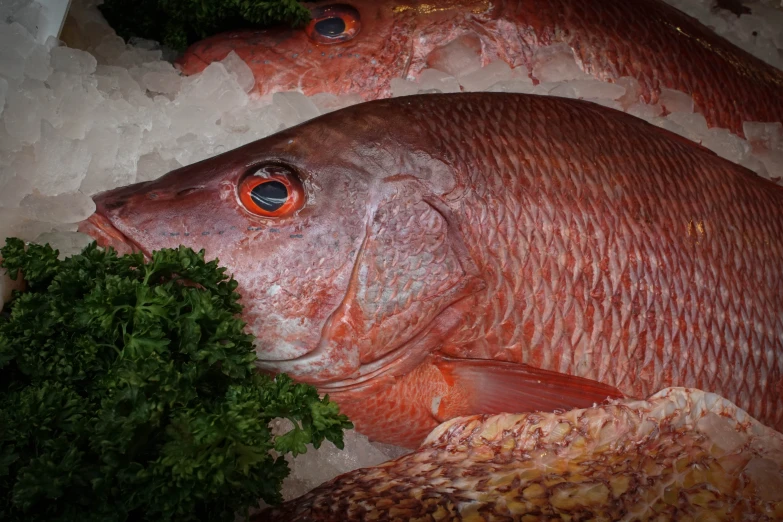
[79,94,783,448]
[177,0,783,137]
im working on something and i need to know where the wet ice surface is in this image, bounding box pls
[660,0,783,70]
[0,0,782,504]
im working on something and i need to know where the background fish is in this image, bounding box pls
[78,93,783,448]
[176,0,783,138]
[259,387,783,521]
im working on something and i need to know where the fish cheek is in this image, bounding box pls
[323,180,485,368]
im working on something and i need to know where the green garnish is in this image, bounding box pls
[99,0,311,52]
[0,238,352,521]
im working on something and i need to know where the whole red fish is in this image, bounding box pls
[176,0,783,137]
[79,93,783,448]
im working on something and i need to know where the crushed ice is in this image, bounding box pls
[0,0,782,502]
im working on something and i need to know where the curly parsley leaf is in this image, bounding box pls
[0,239,352,521]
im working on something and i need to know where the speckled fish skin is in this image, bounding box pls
[259,388,783,522]
[176,0,783,137]
[78,93,783,448]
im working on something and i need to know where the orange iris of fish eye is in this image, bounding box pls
[306,4,361,44]
[238,169,304,218]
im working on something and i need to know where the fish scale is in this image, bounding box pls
[403,94,783,428]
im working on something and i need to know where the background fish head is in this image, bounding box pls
[79,99,481,385]
[176,0,501,98]
[176,1,416,99]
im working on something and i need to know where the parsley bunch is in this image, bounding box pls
[0,238,352,521]
[99,0,311,52]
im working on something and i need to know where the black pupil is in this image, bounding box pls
[315,17,345,36]
[251,180,288,212]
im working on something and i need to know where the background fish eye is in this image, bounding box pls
[306,4,361,44]
[237,165,306,218]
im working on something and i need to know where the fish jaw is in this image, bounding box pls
[78,212,148,258]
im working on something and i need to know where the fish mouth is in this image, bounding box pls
[78,213,149,259]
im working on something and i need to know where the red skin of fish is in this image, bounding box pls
[79,94,783,448]
[175,0,783,138]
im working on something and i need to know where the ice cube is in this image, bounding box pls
[700,127,751,163]
[21,191,96,224]
[0,123,23,154]
[615,76,641,108]
[114,47,162,69]
[650,116,690,139]
[271,91,321,127]
[547,82,578,99]
[0,207,61,244]
[390,77,420,97]
[10,1,44,40]
[754,148,783,182]
[0,22,37,80]
[24,44,52,81]
[743,121,782,150]
[218,105,253,133]
[310,92,364,114]
[221,51,256,93]
[486,79,537,94]
[114,125,143,182]
[0,145,36,206]
[50,73,104,140]
[142,70,182,95]
[666,112,709,141]
[136,151,182,183]
[93,35,128,64]
[583,98,623,111]
[33,122,92,196]
[0,77,7,119]
[459,61,525,92]
[550,79,625,100]
[626,102,664,121]
[50,46,98,75]
[95,65,143,98]
[425,34,483,78]
[79,126,120,195]
[658,87,694,114]
[531,43,589,83]
[740,154,770,179]
[270,423,396,502]
[418,69,461,93]
[3,78,54,144]
[168,104,221,138]
[32,231,95,260]
[128,37,160,50]
[370,442,412,460]
[178,62,248,112]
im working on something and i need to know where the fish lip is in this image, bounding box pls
[78,213,150,260]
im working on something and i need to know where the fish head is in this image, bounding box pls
[176,0,500,98]
[79,98,484,385]
[176,1,415,99]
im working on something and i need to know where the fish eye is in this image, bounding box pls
[306,4,360,45]
[238,165,305,218]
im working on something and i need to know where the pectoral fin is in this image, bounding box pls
[431,356,624,422]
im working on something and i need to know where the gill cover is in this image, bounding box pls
[269,175,484,383]
[326,177,485,369]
